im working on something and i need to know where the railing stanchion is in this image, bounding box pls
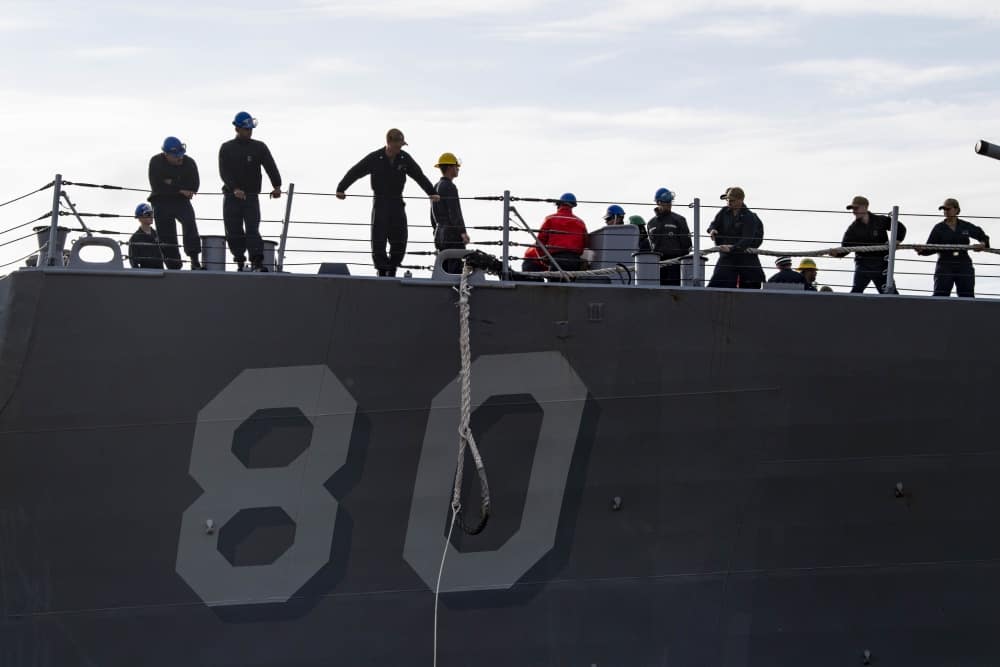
[502,190,511,280]
[692,197,703,285]
[885,204,900,294]
[45,174,63,267]
[277,183,294,272]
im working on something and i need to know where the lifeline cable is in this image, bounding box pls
[0,212,51,238]
[0,182,54,208]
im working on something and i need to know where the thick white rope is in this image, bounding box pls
[516,242,996,280]
[433,260,490,667]
[452,262,487,514]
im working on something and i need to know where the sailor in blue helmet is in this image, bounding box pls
[536,193,588,274]
[218,111,282,271]
[707,186,764,289]
[128,203,165,270]
[148,136,202,269]
[335,128,439,277]
[603,204,626,225]
[646,187,692,285]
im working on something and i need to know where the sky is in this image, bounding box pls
[2,0,1000,293]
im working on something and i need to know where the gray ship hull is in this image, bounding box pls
[1,268,999,666]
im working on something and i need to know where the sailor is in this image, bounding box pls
[916,197,989,298]
[604,204,626,225]
[707,186,764,289]
[517,245,547,281]
[537,193,588,274]
[646,187,692,286]
[833,195,906,294]
[335,128,439,277]
[218,111,282,272]
[430,152,469,274]
[128,203,165,270]
[628,214,651,251]
[148,136,202,270]
[767,256,806,286]
[797,258,819,291]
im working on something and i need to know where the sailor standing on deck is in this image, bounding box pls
[537,193,588,274]
[833,195,906,294]
[916,198,989,298]
[218,111,282,272]
[335,129,440,277]
[148,136,202,270]
[603,205,626,225]
[128,203,165,270]
[797,258,819,291]
[707,186,764,289]
[628,215,651,251]
[646,187,692,286]
[767,256,806,286]
[430,152,469,274]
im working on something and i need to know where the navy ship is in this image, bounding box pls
[2,147,1000,666]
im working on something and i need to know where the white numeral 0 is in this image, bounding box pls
[404,351,587,592]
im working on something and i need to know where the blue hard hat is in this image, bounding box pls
[558,192,577,206]
[135,203,153,217]
[655,187,674,203]
[233,111,258,129]
[604,204,625,220]
[161,136,186,157]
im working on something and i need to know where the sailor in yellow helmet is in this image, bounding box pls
[430,152,470,274]
[797,258,819,291]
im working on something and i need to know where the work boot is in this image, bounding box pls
[189,256,205,270]
[251,260,268,273]
[235,258,246,272]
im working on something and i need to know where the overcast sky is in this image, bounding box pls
[2,0,999,293]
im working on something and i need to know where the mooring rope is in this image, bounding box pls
[432,259,492,667]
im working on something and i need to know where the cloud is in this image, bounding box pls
[502,0,1000,40]
[0,17,38,31]
[74,46,150,60]
[682,17,790,41]
[303,57,372,74]
[779,58,1000,93]
[300,0,543,19]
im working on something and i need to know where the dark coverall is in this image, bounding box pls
[646,210,692,285]
[218,136,281,267]
[336,148,436,276]
[431,177,467,274]
[917,219,989,297]
[767,267,806,286]
[148,153,200,269]
[128,227,165,269]
[707,207,765,289]
[842,214,906,294]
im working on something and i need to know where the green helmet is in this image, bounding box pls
[628,215,646,226]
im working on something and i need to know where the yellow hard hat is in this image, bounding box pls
[434,152,461,168]
[798,258,817,270]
